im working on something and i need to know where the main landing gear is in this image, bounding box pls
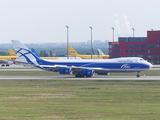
[75,74,84,77]
[1,64,9,67]
[75,74,92,78]
[136,72,140,77]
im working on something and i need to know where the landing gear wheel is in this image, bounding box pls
[136,74,140,77]
[75,74,79,77]
[86,75,92,77]
[136,72,140,77]
[75,74,84,78]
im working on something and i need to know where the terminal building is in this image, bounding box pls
[109,31,160,64]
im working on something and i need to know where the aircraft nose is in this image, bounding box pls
[149,63,153,68]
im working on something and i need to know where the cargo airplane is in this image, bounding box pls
[12,40,153,78]
[0,49,17,66]
[68,46,109,59]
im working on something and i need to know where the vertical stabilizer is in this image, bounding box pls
[68,46,79,55]
[97,49,105,55]
[12,40,40,65]
[8,49,17,56]
[31,48,40,57]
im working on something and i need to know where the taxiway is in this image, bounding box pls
[0,65,159,80]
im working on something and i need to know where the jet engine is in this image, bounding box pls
[59,67,72,74]
[6,61,13,65]
[81,69,95,77]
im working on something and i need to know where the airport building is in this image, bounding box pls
[109,31,160,64]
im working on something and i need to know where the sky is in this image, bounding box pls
[0,0,160,43]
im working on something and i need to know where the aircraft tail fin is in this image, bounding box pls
[8,49,17,56]
[12,40,40,65]
[97,49,105,55]
[31,48,40,57]
[68,46,79,55]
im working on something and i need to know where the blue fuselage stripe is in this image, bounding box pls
[36,59,149,70]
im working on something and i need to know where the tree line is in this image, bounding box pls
[39,50,66,57]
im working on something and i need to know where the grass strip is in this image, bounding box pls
[0,80,160,120]
[0,70,159,76]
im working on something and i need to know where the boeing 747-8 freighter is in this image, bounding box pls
[12,40,153,77]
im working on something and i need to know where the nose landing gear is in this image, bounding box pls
[136,72,140,77]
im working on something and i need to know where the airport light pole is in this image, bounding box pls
[66,25,69,59]
[112,27,114,42]
[132,28,135,37]
[90,26,93,59]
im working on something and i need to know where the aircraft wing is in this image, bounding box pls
[71,66,111,73]
[13,60,34,66]
[14,61,30,64]
[40,65,68,68]
[38,64,110,73]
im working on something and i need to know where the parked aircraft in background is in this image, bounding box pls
[97,49,105,55]
[68,46,109,59]
[8,49,17,56]
[31,48,81,59]
[31,48,40,57]
[12,40,153,77]
[0,49,17,66]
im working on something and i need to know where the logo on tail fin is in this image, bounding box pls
[68,46,79,55]
[8,49,17,56]
[16,48,40,65]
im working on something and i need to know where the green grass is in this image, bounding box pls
[0,71,57,76]
[0,70,159,76]
[0,80,160,120]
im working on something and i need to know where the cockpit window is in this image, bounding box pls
[140,59,143,61]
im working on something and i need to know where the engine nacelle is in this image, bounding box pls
[59,68,65,74]
[81,69,95,77]
[81,69,87,76]
[97,73,110,75]
[65,67,72,74]
[59,67,72,74]
[5,61,13,65]
[86,69,95,77]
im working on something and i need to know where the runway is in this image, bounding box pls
[0,75,160,80]
[0,65,160,80]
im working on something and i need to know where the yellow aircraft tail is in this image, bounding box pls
[68,46,79,55]
[8,49,17,56]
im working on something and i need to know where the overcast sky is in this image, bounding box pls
[0,0,160,43]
